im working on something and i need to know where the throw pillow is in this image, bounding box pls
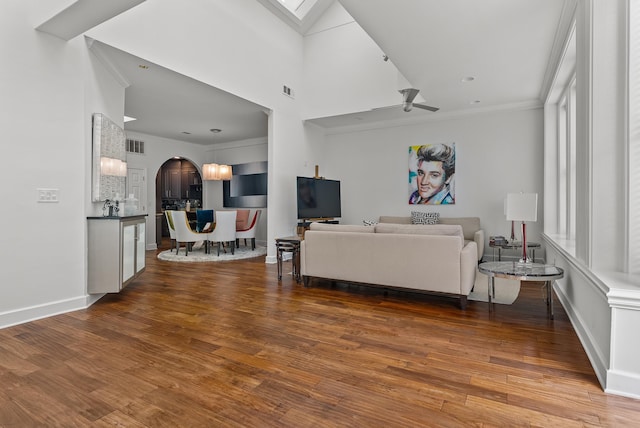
[411,211,440,225]
[362,219,379,226]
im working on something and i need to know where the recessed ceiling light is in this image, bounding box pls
[124,115,137,122]
[461,76,475,82]
[210,128,222,133]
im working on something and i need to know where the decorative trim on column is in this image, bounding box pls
[607,286,640,310]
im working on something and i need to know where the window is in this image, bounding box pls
[555,78,577,243]
[568,83,577,241]
[544,22,577,256]
[557,97,567,237]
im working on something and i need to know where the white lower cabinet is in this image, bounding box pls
[88,215,147,293]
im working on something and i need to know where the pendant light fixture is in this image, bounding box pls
[203,128,232,180]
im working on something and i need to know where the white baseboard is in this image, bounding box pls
[265,255,277,264]
[606,370,640,400]
[0,294,101,330]
[554,283,608,390]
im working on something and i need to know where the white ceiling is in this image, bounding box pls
[86,0,575,145]
[314,0,575,127]
[89,40,269,146]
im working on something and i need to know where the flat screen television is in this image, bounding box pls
[296,176,341,220]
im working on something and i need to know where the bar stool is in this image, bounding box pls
[276,240,300,282]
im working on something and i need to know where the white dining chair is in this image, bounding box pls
[209,210,237,256]
[170,210,212,255]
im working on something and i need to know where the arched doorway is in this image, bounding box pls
[156,157,202,243]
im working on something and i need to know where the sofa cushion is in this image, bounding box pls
[309,223,375,233]
[378,215,412,224]
[439,217,481,240]
[411,211,440,225]
[374,223,464,246]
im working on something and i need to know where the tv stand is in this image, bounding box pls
[297,218,339,237]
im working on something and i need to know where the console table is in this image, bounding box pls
[478,261,564,319]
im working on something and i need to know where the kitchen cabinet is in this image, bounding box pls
[87,215,147,293]
[181,164,201,198]
[160,160,202,199]
[163,164,181,198]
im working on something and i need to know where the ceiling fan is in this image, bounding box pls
[399,88,439,112]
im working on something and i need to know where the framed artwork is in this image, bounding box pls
[92,113,127,202]
[408,143,456,205]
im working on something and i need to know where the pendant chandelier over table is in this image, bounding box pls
[202,128,232,180]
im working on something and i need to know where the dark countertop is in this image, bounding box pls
[87,214,148,220]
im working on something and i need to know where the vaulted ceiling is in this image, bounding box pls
[82,0,575,144]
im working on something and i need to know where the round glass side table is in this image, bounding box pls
[478,261,564,319]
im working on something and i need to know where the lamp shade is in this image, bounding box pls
[100,157,127,177]
[218,164,232,180]
[203,163,232,180]
[506,193,538,222]
[203,163,220,180]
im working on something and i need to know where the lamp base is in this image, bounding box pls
[519,221,530,264]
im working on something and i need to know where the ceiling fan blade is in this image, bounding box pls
[399,88,420,104]
[412,103,439,112]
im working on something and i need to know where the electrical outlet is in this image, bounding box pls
[283,85,295,99]
[37,188,59,203]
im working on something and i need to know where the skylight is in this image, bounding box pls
[276,0,317,19]
[257,0,328,34]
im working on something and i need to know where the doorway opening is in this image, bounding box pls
[156,158,202,239]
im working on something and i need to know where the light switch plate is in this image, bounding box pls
[37,188,59,203]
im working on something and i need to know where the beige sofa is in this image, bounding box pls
[378,216,485,262]
[300,222,478,308]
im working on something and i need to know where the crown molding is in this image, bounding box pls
[310,100,543,136]
[86,37,131,89]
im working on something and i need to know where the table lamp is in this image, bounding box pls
[506,192,538,263]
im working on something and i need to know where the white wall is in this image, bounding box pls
[302,1,402,119]
[320,107,544,258]
[0,1,96,326]
[85,40,128,218]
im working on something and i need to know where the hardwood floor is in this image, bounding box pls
[1,241,639,427]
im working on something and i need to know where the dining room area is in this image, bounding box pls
[158,207,265,262]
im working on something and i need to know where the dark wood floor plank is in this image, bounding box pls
[0,238,639,427]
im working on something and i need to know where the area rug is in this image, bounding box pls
[468,270,521,304]
[157,244,266,262]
